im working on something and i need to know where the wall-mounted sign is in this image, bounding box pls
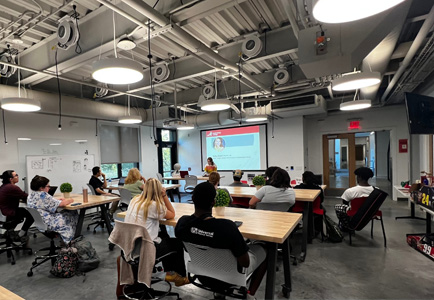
[399,139,408,153]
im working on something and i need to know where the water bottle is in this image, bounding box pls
[83,187,88,203]
[108,178,112,186]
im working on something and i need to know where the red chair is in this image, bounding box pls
[291,196,324,240]
[346,196,387,247]
[231,197,249,208]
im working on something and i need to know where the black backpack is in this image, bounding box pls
[74,237,100,272]
[324,214,344,243]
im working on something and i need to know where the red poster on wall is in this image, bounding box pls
[399,139,408,153]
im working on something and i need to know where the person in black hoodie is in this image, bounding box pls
[293,171,324,203]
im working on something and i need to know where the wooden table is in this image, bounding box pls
[163,175,224,181]
[0,286,24,300]
[59,193,120,240]
[118,203,301,299]
[221,185,321,261]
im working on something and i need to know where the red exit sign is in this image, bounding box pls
[348,120,360,130]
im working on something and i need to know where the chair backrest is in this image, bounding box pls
[0,210,6,222]
[348,188,388,231]
[185,175,198,188]
[256,201,292,212]
[119,188,133,206]
[26,207,48,232]
[87,183,97,195]
[180,171,189,178]
[156,173,163,183]
[183,242,247,287]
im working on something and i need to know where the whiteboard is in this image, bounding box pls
[26,155,94,194]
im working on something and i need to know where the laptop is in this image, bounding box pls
[48,186,58,196]
[118,177,126,186]
[180,171,189,178]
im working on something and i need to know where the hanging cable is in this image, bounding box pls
[95,119,98,136]
[112,11,117,58]
[72,5,82,54]
[147,20,157,142]
[153,0,160,8]
[55,48,62,130]
[2,109,7,144]
[238,56,242,125]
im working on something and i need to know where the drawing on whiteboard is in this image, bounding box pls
[73,160,81,173]
[48,157,59,171]
[31,160,43,169]
[84,158,89,171]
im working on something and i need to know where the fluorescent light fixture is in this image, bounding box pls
[17,138,31,141]
[340,99,372,111]
[177,124,195,130]
[92,58,143,85]
[49,143,62,146]
[313,0,407,23]
[199,98,231,111]
[118,115,142,124]
[1,97,41,112]
[332,72,381,91]
[246,115,268,122]
[75,139,88,143]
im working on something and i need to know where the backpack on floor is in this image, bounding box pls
[50,247,79,278]
[74,237,100,272]
[324,214,344,243]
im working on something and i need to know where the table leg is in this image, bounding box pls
[74,209,87,238]
[168,189,175,202]
[300,202,308,262]
[100,204,113,234]
[281,238,291,298]
[265,243,277,300]
[307,202,314,243]
[176,188,181,202]
[395,202,425,220]
[427,212,432,234]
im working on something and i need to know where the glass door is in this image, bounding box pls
[323,133,356,190]
[162,147,172,178]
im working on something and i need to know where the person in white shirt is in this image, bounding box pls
[335,167,374,230]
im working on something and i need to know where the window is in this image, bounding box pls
[101,162,139,179]
[157,129,177,178]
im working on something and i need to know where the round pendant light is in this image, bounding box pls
[313,0,407,23]
[332,72,381,91]
[340,99,372,111]
[118,115,142,124]
[1,97,41,112]
[199,98,231,111]
[92,58,143,85]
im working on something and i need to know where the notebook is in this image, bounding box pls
[48,186,58,196]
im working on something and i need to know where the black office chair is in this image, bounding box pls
[86,184,107,233]
[0,210,33,265]
[25,207,61,277]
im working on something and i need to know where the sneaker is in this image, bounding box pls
[165,272,190,287]
[246,294,257,300]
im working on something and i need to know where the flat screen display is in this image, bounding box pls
[405,93,434,134]
[201,125,268,171]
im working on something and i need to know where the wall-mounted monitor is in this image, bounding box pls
[200,124,268,171]
[405,93,434,135]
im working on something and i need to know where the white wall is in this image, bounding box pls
[305,105,410,200]
[139,126,160,179]
[177,116,306,187]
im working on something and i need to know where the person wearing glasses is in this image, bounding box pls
[27,175,78,244]
[0,170,34,242]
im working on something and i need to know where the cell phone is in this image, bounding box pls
[70,203,81,206]
[234,221,243,227]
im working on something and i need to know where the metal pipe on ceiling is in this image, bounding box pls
[381,4,434,103]
[0,60,162,104]
[120,0,270,95]
[279,0,299,39]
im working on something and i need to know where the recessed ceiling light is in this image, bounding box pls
[199,98,231,111]
[340,99,372,111]
[49,143,62,146]
[92,58,143,85]
[17,138,31,141]
[313,0,407,23]
[332,72,381,91]
[1,97,41,112]
[75,139,88,143]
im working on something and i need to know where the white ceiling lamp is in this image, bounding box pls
[118,90,142,124]
[332,71,381,91]
[199,98,231,111]
[92,11,143,85]
[313,0,407,23]
[340,90,372,111]
[17,138,31,141]
[1,53,41,112]
[117,37,136,50]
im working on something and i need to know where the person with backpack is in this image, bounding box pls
[335,167,374,230]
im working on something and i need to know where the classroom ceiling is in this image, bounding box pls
[0,0,434,119]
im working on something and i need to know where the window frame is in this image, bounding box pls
[157,128,178,178]
[101,162,139,179]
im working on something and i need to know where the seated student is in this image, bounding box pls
[249,168,295,209]
[123,168,146,197]
[335,167,374,230]
[124,178,189,286]
[0,170,34,242]
[204,157,217,175]
[27,175,78,244]
[265,166,279,185]
[293,171,324,203]
[89,166,119,216]
[228,169,249,187]
[175,182,267,299]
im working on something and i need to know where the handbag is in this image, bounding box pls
[50,246,79,278]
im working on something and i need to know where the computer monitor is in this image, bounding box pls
[118,177,126,186]
[48,186,58,196]
[180,171,189,178]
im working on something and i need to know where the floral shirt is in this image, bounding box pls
[27,191,78,243]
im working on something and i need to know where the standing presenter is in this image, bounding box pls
[204,157,217,175]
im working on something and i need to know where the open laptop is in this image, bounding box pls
[118,177,126,186]
[48,186,58,196]
[180,171,189,178]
